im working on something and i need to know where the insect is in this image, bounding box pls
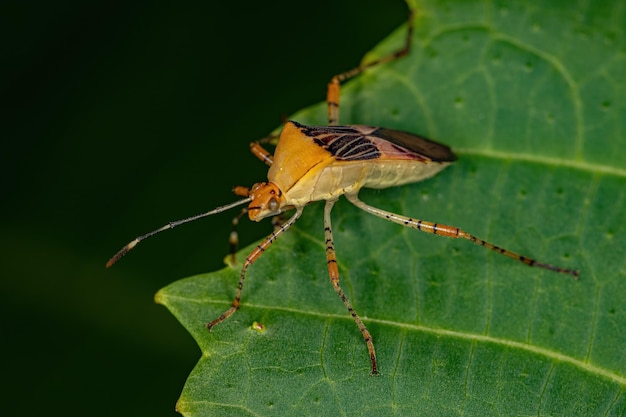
[107,6,578,375]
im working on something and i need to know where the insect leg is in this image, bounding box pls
[249,131,282,166]
[206,207,304,330]
[324,199,379,375]
[227,208,248,266]
[249,141,274,166]
[257,132,281,146]
[326,6,415,125]
[271,212,289,231]
[228,208,288,265]
[233,185,250,197]
[346,193,579,278]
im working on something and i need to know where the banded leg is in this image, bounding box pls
[346,193,579,278]
[227,208,248,266]
[228,208,289,265]
[327,6,415,125]
[207,207,304,330]
[324,199,379,375]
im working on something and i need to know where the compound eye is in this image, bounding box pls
[268,197,278,211]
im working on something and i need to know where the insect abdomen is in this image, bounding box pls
[283,159,452,206]
[349,159,452,190]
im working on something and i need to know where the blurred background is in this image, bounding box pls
[2,1,406,415]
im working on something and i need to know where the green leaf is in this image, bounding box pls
[157,1,626,415]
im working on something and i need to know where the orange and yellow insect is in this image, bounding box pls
[107,7,578,376]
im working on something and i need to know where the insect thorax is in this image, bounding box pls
[266,121,453,208]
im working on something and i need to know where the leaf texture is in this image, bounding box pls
[157,1,626,415]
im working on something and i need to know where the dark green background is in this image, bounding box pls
[2,1,407,416]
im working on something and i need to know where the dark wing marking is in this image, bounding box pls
[291,120,457,163]
[368,127,457,162]
[294,122,381,161]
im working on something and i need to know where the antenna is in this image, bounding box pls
[106,197,252,268]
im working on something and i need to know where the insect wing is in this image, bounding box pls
[369,126,457,163]
[294,121,456,163]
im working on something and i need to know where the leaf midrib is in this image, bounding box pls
[459,149,626,177]
[161,292,626,386]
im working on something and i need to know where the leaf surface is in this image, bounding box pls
[157,1,626,415]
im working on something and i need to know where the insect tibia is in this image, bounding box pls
[325,3,415,126]
[459,231,579,279]
[206,208,304,332]
[346,194,578,279]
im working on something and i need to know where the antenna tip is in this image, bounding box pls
[106,239,139,268]
[106,250,125,268]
